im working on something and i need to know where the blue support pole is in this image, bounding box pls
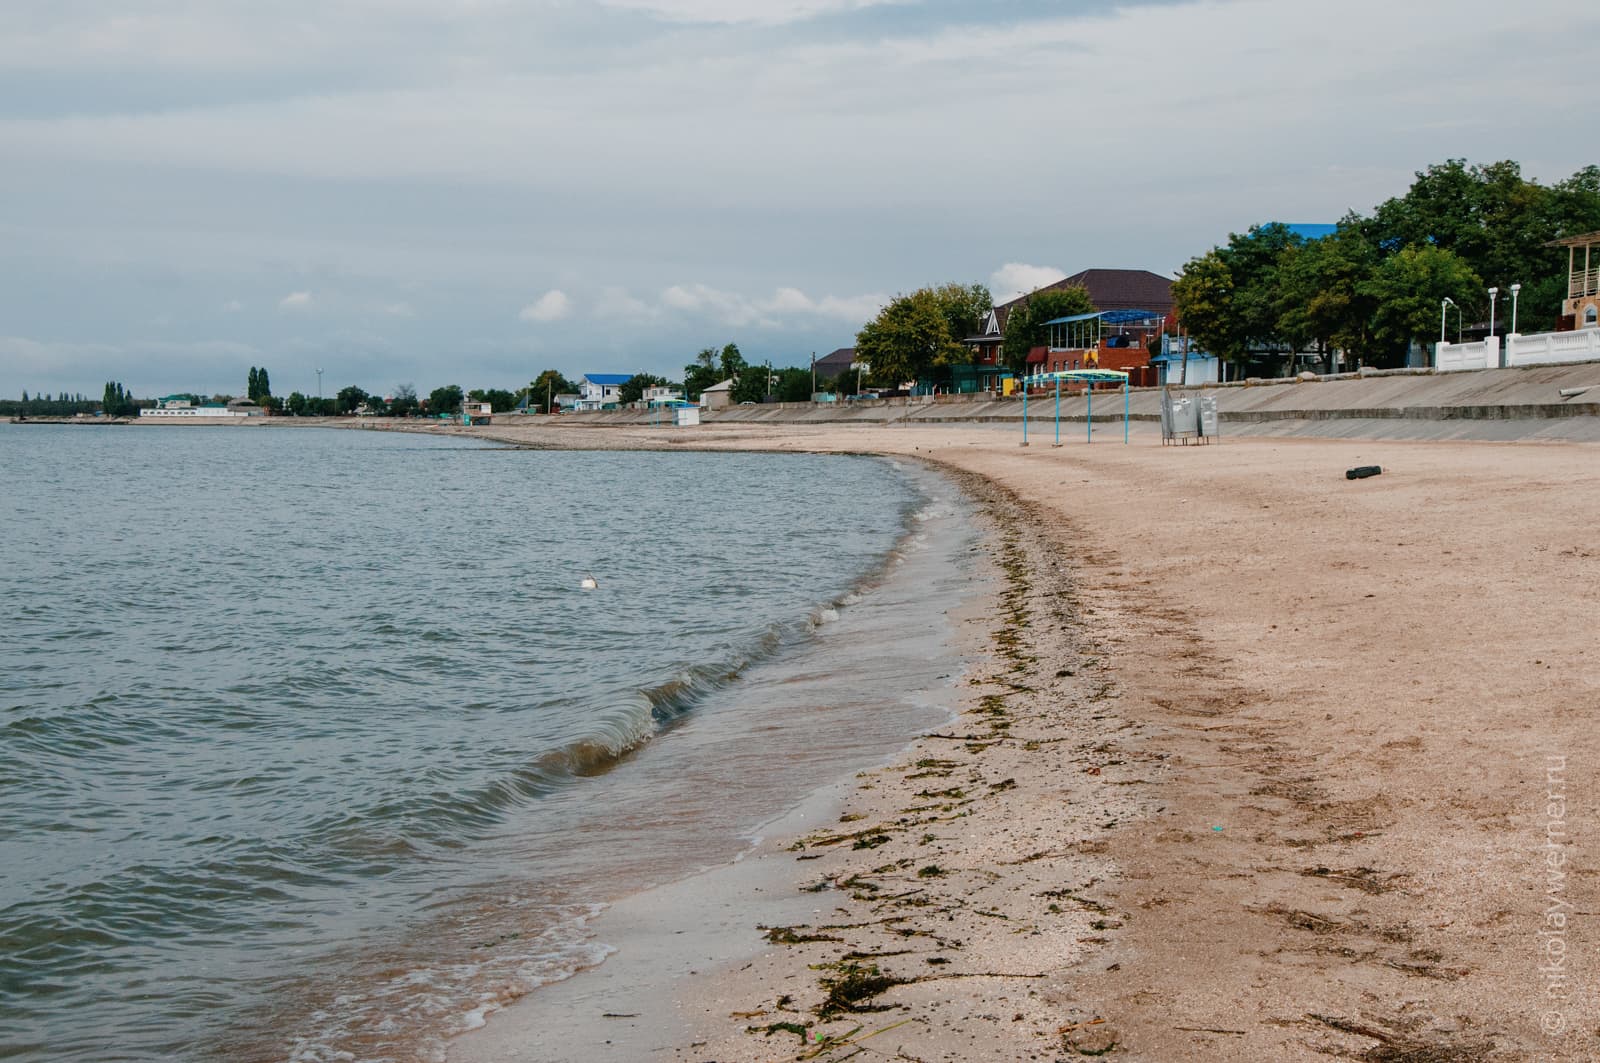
[1054,376,1061,446]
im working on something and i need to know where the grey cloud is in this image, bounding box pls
[0,0,1595,399]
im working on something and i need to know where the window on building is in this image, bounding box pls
[1586,305,1598,328]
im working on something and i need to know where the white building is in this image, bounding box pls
[575,374,632,411]
[642,385,684,405]
[139,395,262,419]
[699,379,734,410]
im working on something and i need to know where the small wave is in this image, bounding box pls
[281,904,615,1063]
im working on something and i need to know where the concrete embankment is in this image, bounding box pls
[549,362,1600,442]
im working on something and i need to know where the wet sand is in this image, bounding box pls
[449,420,1600,1061]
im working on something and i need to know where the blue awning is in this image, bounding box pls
[1041,309,1163,326]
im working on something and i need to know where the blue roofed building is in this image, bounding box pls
[575,373,633,411]
[1283,223,1338,241]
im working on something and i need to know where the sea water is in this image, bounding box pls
[0,424,987,1061]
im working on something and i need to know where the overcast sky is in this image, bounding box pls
[3,0,1595,399]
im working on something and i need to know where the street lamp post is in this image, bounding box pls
[1510,283,1522,335]
[315,367,323,403]
[1440,297,1454,345]
[1488,288,1499,337]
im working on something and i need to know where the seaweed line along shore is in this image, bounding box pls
[433,417,1599,1062]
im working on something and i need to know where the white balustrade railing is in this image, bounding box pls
[1506,329,1600,367]
[1435,336,1499,372]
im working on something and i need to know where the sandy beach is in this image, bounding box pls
[443,419,1599,1061]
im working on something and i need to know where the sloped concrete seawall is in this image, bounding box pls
[545,362,1600,442]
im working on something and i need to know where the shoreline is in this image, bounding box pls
[433,419,1600,1061]
[452,462,1150,1062]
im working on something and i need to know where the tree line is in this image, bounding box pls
[849,280,1098,389]
[1173,160,1600,370]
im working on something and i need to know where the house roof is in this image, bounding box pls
[583,373,633,386]
[1283,223,1337,241]
[813,347,857,375]
[997,268,1175,322]
[702,379,735,393]
[1548,229,1600,248]
[1041,309,1165,326]
[813,349,858,379]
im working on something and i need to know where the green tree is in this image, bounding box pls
[468,387,518,412]
[1362,159,1600,331]
[101,381,135,417]
[683,348,722,402]
[718,342,747,382]
[336,385,369,414]
[1360,245,1482,365]
[772,366,813,403]
[257,367,271,400]
[363,393,389,415]
[1172,251,1238,363]
[1000,286,1096,372]
[427,385,463,416]
[854,283,992,387]
[930,282,993,352]
[855,291,946,385]
[286,391,310,416]
[1273,224,1381,368]
[1219,223,1302,364]
[527,370,577,413]
[617,374,670,405]
[390,383,419,417]
[247,367,260,401]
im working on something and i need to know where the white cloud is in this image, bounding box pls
[990,263,1068,305]
[764,286,816,314]
[591,287,657,320]
[279,290,313,310]
[651,283,885,328]
[814,292,889,322]
[381,301,415,317]
[519,289,572,323]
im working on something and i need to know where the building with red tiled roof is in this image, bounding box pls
[994,268,1175,331]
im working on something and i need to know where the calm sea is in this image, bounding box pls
[0,424,987,1062]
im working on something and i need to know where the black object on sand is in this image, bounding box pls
[1346,465,1382,480]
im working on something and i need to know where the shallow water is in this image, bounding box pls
[0,425,987,1062]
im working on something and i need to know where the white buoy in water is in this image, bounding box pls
[580,575,598,591]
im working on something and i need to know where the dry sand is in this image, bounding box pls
[446,420,1599,1061]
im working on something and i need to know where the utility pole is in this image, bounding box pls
[315,367,323,405]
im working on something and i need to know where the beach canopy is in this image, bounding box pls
[1019,368,1131,446]
[1031,368,1130,384]
[1040,309,1163,326]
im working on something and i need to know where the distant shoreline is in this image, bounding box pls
[13,360,1597,440]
